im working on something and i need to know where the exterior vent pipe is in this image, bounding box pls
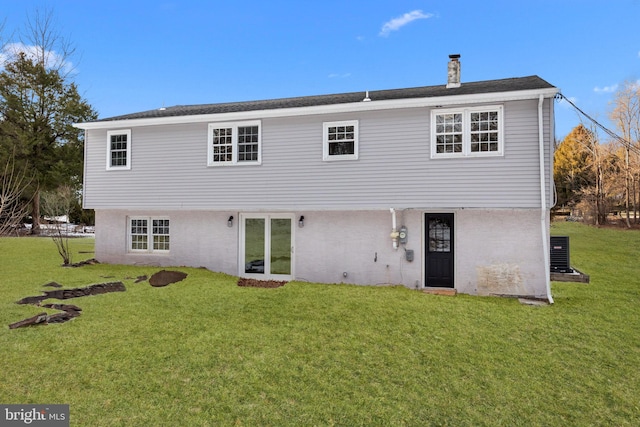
[390,208,399,250]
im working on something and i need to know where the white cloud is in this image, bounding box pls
[379,10,433,37]
[593,84,618,94]
[0,42,74,74]
[328,73,351,79]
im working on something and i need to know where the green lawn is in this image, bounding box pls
[1,223,639,426]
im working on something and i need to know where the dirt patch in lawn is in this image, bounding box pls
[9,282,126,329]
[237,278,287,288]
[16,282,126,305]
[9,269,189,329]
[149,270,188,287]
[66,258,100,268]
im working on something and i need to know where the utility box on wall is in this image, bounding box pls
[550,236,573,273]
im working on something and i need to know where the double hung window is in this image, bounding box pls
[323,120,359,161]
[107,129,131,170]
[431,106,503,158]
[208,121,261,166]
[129,217,170,253]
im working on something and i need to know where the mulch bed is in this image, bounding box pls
[237,278,287,288]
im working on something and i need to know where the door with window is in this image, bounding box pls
[240,214,293,280]
[425,213,454,288]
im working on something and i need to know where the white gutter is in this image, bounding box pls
[538,95,554,304]
[74,87,559,130]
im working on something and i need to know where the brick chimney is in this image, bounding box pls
[446,54,461,88]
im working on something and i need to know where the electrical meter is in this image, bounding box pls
[399,226,408,244]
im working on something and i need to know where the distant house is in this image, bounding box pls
[75,55,558,301]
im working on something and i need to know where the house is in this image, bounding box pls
[74,55,558,302]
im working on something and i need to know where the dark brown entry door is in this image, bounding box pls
[425,213,454,288]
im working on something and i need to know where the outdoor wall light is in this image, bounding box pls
[227,215,234,227]
[298,216,305,228]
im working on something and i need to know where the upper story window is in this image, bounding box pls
[323,120,359,161]
[107,129,131,170]
[208,120,261,166]
[431,106,503,158]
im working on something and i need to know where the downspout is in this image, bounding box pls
[538,95,554,304]
[82,130,88,210]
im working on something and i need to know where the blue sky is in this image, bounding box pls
[2,0,639,139]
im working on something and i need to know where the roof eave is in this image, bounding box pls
[74,87,559,130]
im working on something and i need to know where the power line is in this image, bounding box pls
[555,93,640,156]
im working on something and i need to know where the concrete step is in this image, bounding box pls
[423,288,457,296]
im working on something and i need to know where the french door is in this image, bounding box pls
[240,214,293,280]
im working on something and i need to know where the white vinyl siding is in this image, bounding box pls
[84,99,553,210]
[207,120,261,166]
[106,129,131,170]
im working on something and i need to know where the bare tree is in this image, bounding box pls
[0,152,33,235]
[567,124,623,225]
[41,186,75,265]
[2,7,75,73]
[609,81,640,226]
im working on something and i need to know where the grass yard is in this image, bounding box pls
[0,222,639,426]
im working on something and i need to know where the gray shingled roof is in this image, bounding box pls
[94,75,555,122]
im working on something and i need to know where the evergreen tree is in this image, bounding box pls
[0,51,97,233]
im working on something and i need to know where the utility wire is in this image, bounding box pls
[556,93,640,156]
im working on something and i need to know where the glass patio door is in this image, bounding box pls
[240,214,293,280]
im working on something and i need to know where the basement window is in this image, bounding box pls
[129,217,170,253]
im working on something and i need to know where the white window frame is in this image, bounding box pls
[207,120,262,166]
[128,216,170,253]
[430,105,504,158]
[323,120,359,161]
[106,129,132,170]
